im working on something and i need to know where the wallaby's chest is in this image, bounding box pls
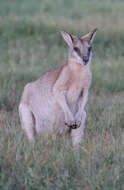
[67,70,91,103]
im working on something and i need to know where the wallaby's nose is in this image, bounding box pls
[83,56,89,63]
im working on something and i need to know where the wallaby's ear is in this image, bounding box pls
[60,31,77,47]
[81,28,98,44]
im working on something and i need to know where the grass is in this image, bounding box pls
[0,0,124,189]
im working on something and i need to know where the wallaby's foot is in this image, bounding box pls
[65,121,80,129]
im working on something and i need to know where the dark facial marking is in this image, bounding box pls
[87,46,92,57]
[74,47,79,53]
[74,47,81,56]
[88,46,92,53]
[74,45,92,65]
[83,46,92,64]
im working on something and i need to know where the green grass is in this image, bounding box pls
[0,0,124,189]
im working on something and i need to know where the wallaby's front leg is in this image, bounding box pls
[75,88,88,126]
[53,89,74,124]
[53,68,75,126]
[71,110,86,147]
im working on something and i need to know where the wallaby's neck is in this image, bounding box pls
[67,59,91,72]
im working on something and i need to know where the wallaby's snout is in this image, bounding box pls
[82,55,89,65]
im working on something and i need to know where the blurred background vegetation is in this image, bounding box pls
[0,0,124,189]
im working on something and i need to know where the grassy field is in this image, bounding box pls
[0,0,124,189]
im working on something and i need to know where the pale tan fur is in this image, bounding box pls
[19,29,97,146]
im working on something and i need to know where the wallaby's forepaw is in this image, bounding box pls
[65,121,81,129]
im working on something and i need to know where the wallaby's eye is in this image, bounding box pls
[88,47,92,52]
[74,47,80,53]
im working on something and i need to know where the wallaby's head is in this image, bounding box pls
[61,29,97,66]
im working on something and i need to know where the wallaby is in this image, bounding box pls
[19,29,97,146]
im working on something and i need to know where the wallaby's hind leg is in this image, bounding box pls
[19,103,35,141]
